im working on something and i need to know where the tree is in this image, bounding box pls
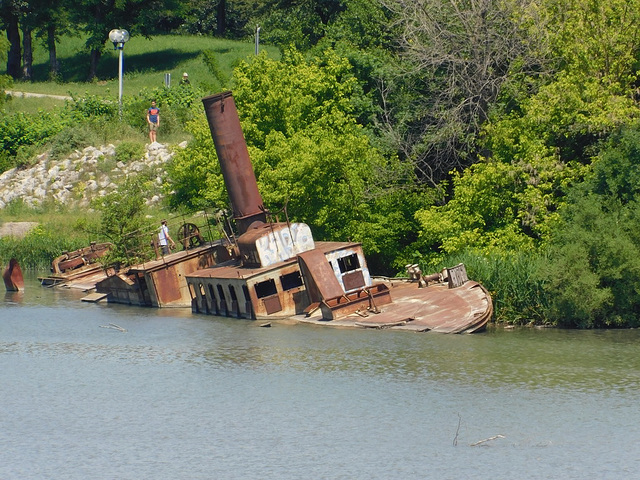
[70,0,172,80]
[168,49,428,274]
[236,50,428,273]
[540,126,640,328]
[178,0,260,37]
[19,0,35,80]
[0,0,22,79]
[252,0,345,50]
[32,0,71,80]
[92,178,153,266]
[545,0,640,89]
[411,0,640,264]
[380,0,550,186]
[0,35,12,106]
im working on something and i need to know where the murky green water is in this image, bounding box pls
[1,273,639,479]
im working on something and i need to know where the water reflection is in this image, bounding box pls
[3,273,640,479]
[6,273,640,393]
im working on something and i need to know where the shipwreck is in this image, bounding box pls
[183,91,493,333]
[39,242,113,290]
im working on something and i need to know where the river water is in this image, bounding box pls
[1,273,639,479]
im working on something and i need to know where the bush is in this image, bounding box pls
[47,124,101,160]
[92,178,155,267]
[0,111,68,169]
[115,141,145,163]
[538,126,640,328]
[69,94,118,119]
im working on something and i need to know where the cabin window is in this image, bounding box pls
[208,284,218,312]
[188,283,196,300]
[217,284,226,303]
[337,253,360,273]
[280,271,303,291]
[242,285,251,302]
[229,285,238,302]
[255,279,277,298]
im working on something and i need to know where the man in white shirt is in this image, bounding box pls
[158,219,176,255]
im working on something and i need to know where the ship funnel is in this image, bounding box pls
[202,91,267,235]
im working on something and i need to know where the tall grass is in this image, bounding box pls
[428,249,550,325]
[0,202,98,269]
[0,225,78,270]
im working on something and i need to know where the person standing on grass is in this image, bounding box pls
[146,100,160,143]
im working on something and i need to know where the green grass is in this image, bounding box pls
[5,34,280,101]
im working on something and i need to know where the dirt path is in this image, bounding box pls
[5,90,72,101]
[0,222,39,238]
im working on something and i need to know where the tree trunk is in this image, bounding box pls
[216,0,226,36]
[47,24,60,80]
[22,25,32,81]
[6,11,21,79]
[88,48,101,81]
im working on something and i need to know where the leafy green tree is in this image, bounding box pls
[0,36,12,105]
[70,0,178,80]
[92,178,153,266]
[0,0,22,78]
[179,0,259,37]
[31,0,74,80]
[419,0,640,268]
[165,116,227,211]
[540,126,640,328]
[545,0,640,89]
[168,48,427,274]
[234,49,424,272]
[251,0,345,51]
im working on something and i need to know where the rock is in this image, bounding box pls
[0,141,184,210]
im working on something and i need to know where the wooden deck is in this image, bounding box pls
[294,280,493,334]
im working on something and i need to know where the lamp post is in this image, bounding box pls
[109,29,130,119]
[255,25,260,55]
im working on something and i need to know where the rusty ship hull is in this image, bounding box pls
[3,258,24,291]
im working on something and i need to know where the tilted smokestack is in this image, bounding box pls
[202,91,267,235]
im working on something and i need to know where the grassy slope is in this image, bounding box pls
[5,34,279,104]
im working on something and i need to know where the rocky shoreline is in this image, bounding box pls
[0,141,186,210]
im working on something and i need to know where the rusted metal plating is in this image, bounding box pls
[202,91,267,235]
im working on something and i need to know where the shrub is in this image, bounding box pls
[47,125,101,160]
[0,111,68,169]
[538,126,640,328]
[69,94,118,119]
[92,178,154,267]
[115,141,145,163]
